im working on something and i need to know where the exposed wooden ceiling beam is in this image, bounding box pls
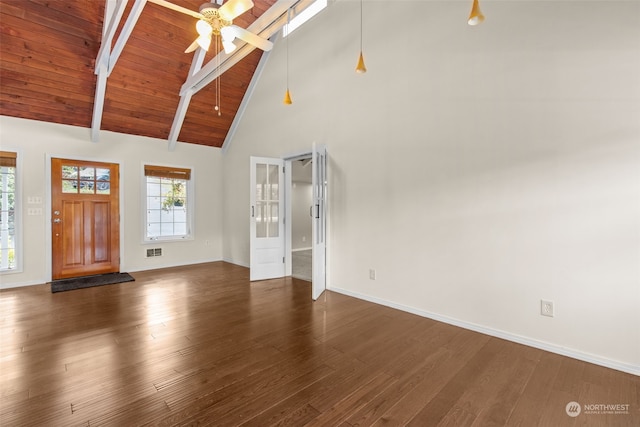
[91,62,109,143]
[107,0,148,77]
[95,0,126,72]
[167,47,208,150]
[92,0,130,142]
[92,0,148,142]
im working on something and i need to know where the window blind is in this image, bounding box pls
[144,165,191,180]
[0,151,17,168]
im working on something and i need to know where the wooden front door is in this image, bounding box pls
[51,158,120,280]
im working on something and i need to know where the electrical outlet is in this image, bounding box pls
[369,269,376,280]
[541,300,554,317]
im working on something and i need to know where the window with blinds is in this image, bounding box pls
[144,165,192,241]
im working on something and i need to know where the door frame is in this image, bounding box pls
[45,154,124,281]
[283,148,328,297]
[283,152,312,278]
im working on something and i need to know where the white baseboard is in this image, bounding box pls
[222,257,249,268]
[328,286,640,377]
[0,278,48,289]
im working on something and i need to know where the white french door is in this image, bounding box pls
[250,157,285,281]
[311,144,327,300]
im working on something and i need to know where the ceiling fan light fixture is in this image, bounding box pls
[467,0,485,26]
[196,19,213,36]
[196,35,211,51]
[220,26,237,54]
[222,39,236,54]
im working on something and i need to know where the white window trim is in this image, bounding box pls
[142,164,195,244]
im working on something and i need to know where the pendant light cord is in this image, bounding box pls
[355,0,367,73]
[286,8,290,89]
[360,0,363,52]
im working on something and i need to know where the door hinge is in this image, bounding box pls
[283,257,285,263]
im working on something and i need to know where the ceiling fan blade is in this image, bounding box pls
[147,0,204,19]
[222,25,273,52]
[218,0,254,21]
[184,39,200,53]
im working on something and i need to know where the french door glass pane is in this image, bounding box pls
[269,165,279,199]
[256,201,266,238]
[256,163,266,201]
[269,203,279,237]
[254,163,280,239]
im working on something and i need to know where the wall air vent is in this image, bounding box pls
[146,248,162,258]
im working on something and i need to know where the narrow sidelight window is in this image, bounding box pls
[0,151,17,270]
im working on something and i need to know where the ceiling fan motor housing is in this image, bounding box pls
[199,3,231,34]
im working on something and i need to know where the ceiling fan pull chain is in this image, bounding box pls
[215,35,222,116]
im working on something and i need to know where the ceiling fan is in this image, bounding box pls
[147,0,273,54]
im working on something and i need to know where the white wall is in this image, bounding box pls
[0,116,224,288]
[222,1,640,373]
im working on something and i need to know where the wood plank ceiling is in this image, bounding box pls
[0,0,279,148]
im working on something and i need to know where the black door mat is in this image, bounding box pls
[50,272,135,293]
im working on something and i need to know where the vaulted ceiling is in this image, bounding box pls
[0,0,312,148]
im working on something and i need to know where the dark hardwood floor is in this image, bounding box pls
[1,262,638,426]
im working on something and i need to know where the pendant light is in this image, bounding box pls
[355,0,367,73]
[283,88,292,105]
[467,0,485,26]
[283,8,293,105]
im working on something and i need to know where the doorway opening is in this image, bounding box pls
[289,157,313,282]
[251,145,326,299]
[284,144,326,301]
